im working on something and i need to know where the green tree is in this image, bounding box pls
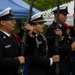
[24,0,73,11]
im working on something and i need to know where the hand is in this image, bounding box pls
[52,55,60,63]
[71,42,75,51]
[18,56,25,64]
[25,24,35,37]
[25,24,34,31]
[54,29,62,36]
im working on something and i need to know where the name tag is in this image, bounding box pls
[5,45,11,48]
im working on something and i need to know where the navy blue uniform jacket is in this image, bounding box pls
[0,31,21,75]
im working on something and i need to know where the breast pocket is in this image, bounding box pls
[4,44,14,57]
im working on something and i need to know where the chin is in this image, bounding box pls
[10,30,14,33]
[41,30,43,33]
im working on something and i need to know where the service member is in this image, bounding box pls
[0,7,25,75]
[25,13,60,75]
[45,4,75,75]
[70,14,75,75]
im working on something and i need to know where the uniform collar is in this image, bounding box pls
[59,24,62,27]
[53,21,62,27]
[0,30,11,37]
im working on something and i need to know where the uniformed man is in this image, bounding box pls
[25,12,60,75]
[45,4,75,75]
[0,7,25,75]
[70,13,75,75]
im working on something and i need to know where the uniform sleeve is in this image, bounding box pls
[45,26,56,45]
[29,52,50,67]
[59,44,72,54]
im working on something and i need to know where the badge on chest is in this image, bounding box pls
[36,38,42,48]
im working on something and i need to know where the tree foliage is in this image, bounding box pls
[24,0,73,11]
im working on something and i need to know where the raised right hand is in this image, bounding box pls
[25,24,34,31]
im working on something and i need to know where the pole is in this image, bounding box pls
[21,0,34,55]
[74,0,75,37]
[55,0,60,75]
[18,0,34,75]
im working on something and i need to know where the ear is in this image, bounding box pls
[0,20,5,26]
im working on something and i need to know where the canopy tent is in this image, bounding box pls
[0,0,40,19]
[11,0,40,14]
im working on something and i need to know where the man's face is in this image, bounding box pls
[33,22,44,34]
[0,19,16,33]
[59,13,67,24]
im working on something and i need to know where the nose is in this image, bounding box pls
[42,24,44,27]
